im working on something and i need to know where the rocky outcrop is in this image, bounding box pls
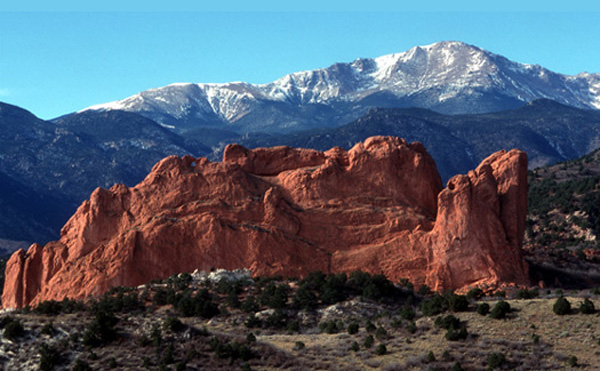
[2,136,529,308]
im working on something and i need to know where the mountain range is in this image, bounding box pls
[1,40,600,253]
[0,103,208,252]
[230,99,600,181]
[82,41,600,135]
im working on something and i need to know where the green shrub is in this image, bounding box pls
[244,314,261,328]
[390,317,402,329]
[448,294,469,312]
[298,271,326,291]
[493,290,506,298]
[170,272,193,289]
[0,316,13,329]
[294,341,305,350]
[91,288,143,314]
[59,298,86,313]
[150,324,162,347]
[3,319,24,341]
[39,343,61,371]
[82,311,118,347]
[33,300,63,315]
[489,300,511,319]
[516,288,539,299]
[445,323,468,341]
[186,349,199,361]
[293,285,318,310]
[426,350,436,362]
[41,322,55,336]
[214,341,233,360]
[568,355,578,367]
[209,336,220,351]
[375,326,388,339]
[347,322,359,335]
[363,335,374,348]
[375,344,387,355]
[349,341,359,352]
[259,282,289,309]
[265,308,287,329]
[152,287,170,306]
[398,305,416,320]
[216,279,240,295]
[553,296,571,315]
[421,295,447,316]
[176,289,219,318]
[255,275,283,288]
[407,321,417,334]
[71,359,92,371]
[477,302,490,316]
[139,334,152,347]
[108,357,117,368]
[579,298,595,314]
[435,315,460,330]
[319,320,340,334]
[416,284,432,297]
[365,320,376,333]
[241,295,260,313]
[163,316,185,332]
[467,287,484,300]
[212,340,253,362]
[361,274,396,301]
[226,290,241,309]
[160,343,175,365]
[347,270,370,290]
[450,362,465,371]
[34,298,85,315]
[487,352,507,370]
[286,319,300,333]
[320,273,348,304]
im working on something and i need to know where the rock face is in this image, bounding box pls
[2,136,529,308]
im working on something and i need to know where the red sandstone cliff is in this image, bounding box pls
[2,136,529,308]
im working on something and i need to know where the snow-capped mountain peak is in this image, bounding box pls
[81,41,600,134]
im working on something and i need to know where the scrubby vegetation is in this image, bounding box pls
[489,300,511,319]
[553,296,572,315]
[579,297,595,314]
[476,302,490,316]
[2,317,24,341]
[0,270,598,370]
[525,153,600,294]
[526,155,600,282]
[487,352,507,370]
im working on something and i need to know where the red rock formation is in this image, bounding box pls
[1,136,529,308]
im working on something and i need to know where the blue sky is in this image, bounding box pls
[1,10,599,119]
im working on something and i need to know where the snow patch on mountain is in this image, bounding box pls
[584,75,600,109]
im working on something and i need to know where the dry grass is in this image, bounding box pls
[1,293,598,370]
[221,296,600,370]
